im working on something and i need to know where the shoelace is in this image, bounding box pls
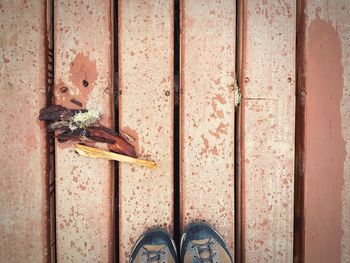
[191,239,216,263]
[142,249,166,263]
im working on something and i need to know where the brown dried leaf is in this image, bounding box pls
[86,126,137,157]
[39,105,86,121]
[39,105,137,158]
[47,121,69,131]
[56,129,83,143]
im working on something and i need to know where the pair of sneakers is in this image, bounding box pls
[130,222,233,263]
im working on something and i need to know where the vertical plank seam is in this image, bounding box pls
[47,0,56,261]
[237,1,247,262]
[235,0,244,260]
[294,0,306,262]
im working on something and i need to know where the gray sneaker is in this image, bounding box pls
[180,222,233,263]
[129,228,177,263]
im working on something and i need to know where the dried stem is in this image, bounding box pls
[74,144,158,169]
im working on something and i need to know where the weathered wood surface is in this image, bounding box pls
[54,1,115,262]
[0,2,50,262]
[239,1,296,262]
[118,0,174,261]
[180,0,236,254]
[301,1,350,262]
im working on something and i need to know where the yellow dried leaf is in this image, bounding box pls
[74,144,158,169]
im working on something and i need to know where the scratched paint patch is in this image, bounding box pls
[254,0,293,24]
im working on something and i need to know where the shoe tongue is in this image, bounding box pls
[199,250,211,260]
[143,244,165,251]
[191,237,210,245]
[191,238,212,261]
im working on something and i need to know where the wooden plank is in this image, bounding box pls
[180,0,236,254]
[54,1,114,262]
[239,1,296,262]
[118,1,174,261]
[0,2,50,262]
[301,1,350,262]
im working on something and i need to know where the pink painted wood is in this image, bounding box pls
[180,0,236,254]
[0,2,50,262]
[54,1,115,262]
[239,1,296,262]
[118,0,174,261]
[301,1,350,262]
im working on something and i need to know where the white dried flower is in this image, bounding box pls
[68,109,101,131]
